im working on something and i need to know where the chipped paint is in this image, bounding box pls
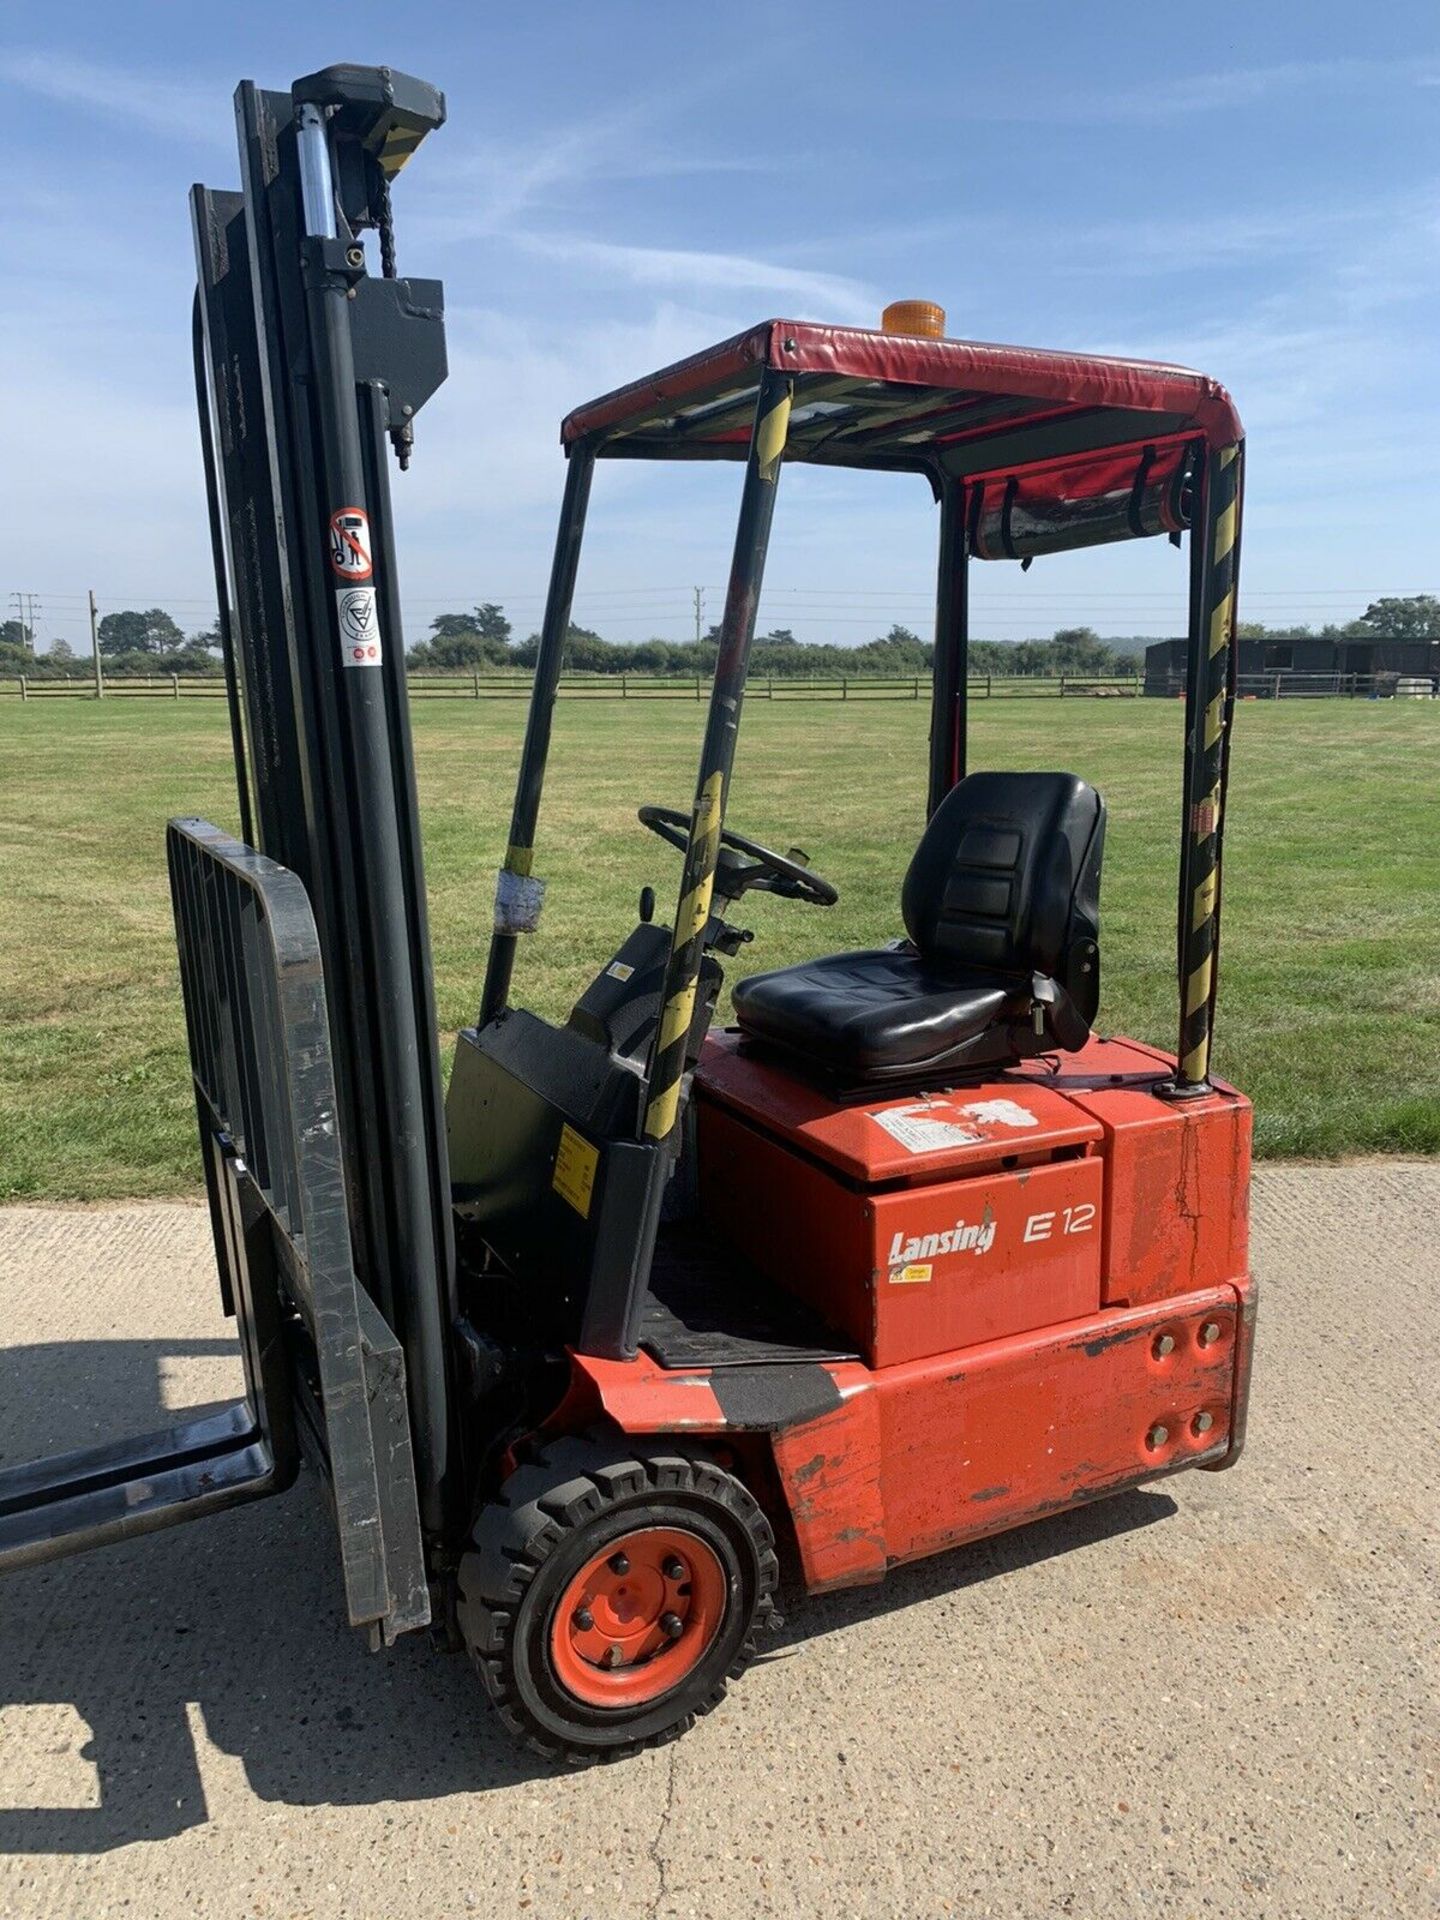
[771,1384,886,1590]
[1077,1323,1147,1359]
[771,1289,1241,1589]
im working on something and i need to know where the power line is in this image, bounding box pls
[17,585,1433,607]
[12,581,1434,657]
[7,592,42,655]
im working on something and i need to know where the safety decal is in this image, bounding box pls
[957,1098,1039,1130]
[606,961,636,982]
[870,1105,983,1155]
[335,585,383,667]
[329,507,373,580]
[890,1263,933,1285]
[552,1122,599,1219]
[869,1093,1040,1154]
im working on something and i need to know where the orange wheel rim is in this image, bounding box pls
[549,1526,728,1708]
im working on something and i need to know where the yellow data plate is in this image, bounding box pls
[552,1122,598,1219]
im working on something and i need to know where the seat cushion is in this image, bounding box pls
[731,949,1020,1077]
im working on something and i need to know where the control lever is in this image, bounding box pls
[638,885,655,924]
[1030,972,1088,1048]
[711,922,754,958]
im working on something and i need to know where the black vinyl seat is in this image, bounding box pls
[732,771,1105,1085]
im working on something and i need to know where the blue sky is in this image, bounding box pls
[3,2,1437,651]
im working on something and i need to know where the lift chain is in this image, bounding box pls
[375,170,415,470]
[377,171,398,281]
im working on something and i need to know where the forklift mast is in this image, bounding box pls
[0,67,454,1639]
[191,66,456,1533]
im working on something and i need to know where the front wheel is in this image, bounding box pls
[457,1438,778,1763]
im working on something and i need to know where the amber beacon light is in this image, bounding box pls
[880,299,947,337]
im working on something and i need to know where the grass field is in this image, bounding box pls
[1,694,1437,1200]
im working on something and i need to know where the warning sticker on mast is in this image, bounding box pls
[328,506,373,581]
[336,585,383,667]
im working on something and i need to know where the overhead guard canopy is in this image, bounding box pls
[561,320,1243,559]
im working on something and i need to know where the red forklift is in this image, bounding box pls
[1,69,1254,1765]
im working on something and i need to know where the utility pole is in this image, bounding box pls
[8,591,40,656]
[693,586,703,648]
[89,589,104,699]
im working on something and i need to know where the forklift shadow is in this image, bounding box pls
[0,1337,556,1858]
[0,1336,1174,1857]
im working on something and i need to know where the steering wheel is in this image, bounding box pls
[638,804,838,906]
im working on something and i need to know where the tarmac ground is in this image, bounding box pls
[0,1163,1436,1918]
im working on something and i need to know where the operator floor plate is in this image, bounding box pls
[641,1224,858,1370]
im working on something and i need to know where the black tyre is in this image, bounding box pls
[457,1436,778,1763]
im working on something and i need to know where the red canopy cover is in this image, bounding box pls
[563,320,1240,456]
[560,321,1239,557]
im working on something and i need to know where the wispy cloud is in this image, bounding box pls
[435,137,784,235]
[0,47,228,145]
[513,234,874,322]
[426,113,643,238]
[814,183,1440,299]
[417,87,862,324]
[975,56,1440,124]
[421,55,790,241]
[1050,201,1392,275]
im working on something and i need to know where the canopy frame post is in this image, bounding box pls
[928,474,969,814]
[640,367,793,1144]
[1160,439,1244,1097]
[479,442,596,1027]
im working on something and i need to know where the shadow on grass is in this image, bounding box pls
[0,1335,1175,1855]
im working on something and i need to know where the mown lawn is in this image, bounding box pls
[1,691,1436,1200]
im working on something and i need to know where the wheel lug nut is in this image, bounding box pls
[1146,1423,1169,1450]
[608,1551,631,1576]
[1192,1410,1215,1435]
[660,1612,684,1640]
[662,1557,686,1581]
[1152,1332,1175,1359]
[603,1645,624,1668]
[572,1606,593,1632]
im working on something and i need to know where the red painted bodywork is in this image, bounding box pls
[1014,1038,1252,1307]
[563,1032,1254,1596]
[697,1040,1110,1367]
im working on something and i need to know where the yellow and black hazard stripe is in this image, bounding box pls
[1176,442,1242,1087]
[642,373,792,1143]
[753,384,791,484]
[643,772,724,1141]
[376,121,427,179]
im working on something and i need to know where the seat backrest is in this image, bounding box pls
[901,770,1105,1015]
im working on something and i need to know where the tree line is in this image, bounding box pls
[405,593,1440,676]
[406,606,1139,678]
[0,608,219,679]
[4,594,1436,682]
